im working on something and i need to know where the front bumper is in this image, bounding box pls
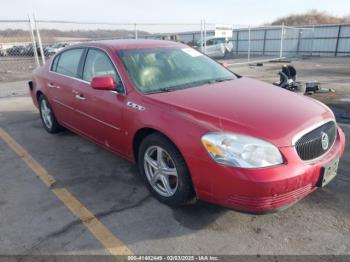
[187,126,346,213]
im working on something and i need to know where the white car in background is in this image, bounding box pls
[195,37,234,58]
[45,42,70,56]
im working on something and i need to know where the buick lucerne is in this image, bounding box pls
[29,40,345,213]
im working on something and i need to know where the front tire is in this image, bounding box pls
[138,133,195,206]
[39,95,63,134]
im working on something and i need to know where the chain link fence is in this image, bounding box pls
[0,18,215,82]
[224,25,316,65]
[1,17,350,82]
[0,19,39,82]
[33,20,210,60]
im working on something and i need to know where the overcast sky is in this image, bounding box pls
[2,0,350,31]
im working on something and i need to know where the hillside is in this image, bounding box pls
[271,10,350,26]
[0,29,150,43]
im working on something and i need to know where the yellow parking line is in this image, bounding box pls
[0,127,133,256]
[53,188,133,256]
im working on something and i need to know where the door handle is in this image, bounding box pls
[48,83,60,89]
[75,94,86,101]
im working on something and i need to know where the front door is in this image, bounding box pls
[72,48,127,154]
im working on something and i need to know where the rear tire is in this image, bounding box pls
[38,95,63,134]
[138,133,195,206]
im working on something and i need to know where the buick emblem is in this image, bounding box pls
[321,132,329,150]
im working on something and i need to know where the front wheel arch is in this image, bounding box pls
[137,132,196,205]
[132,127,178,163]
[132,128,196,186]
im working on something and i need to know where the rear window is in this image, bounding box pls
[56,48,84,78]
[51,54,60,71]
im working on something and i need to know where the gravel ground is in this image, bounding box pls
[0,57,37,82]
[228,57,350,105]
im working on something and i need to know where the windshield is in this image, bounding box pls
[118,46,236,94]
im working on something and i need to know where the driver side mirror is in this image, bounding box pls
[91,76,116,91]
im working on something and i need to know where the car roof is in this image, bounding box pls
[72,39,184,51]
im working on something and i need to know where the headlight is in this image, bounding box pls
[201,132,283,168]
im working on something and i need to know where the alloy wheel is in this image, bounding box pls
[143,146,178,197]
[40,99,53,129]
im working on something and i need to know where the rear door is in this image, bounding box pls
[47,48,85,128]
[72,48,127,153]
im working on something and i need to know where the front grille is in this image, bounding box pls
[295,121,336,161]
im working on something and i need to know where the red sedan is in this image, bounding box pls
[29,40,346,213]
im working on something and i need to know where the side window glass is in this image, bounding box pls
[51,54,60,72]
[56,48,84,78]
[83,49,123,91]
[206,39,214,46]
[216,38,225,44]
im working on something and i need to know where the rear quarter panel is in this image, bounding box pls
[30,62,51,108]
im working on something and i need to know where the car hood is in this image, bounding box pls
[148,77,334,147]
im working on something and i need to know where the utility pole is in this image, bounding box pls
[279,22,284,59]
[28,15,40,67]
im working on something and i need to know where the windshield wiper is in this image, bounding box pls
[146,87,175,94]
[148,82,205,94]
[146,78,235,94]
[207,77,234,84]
[159,87,173,92]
